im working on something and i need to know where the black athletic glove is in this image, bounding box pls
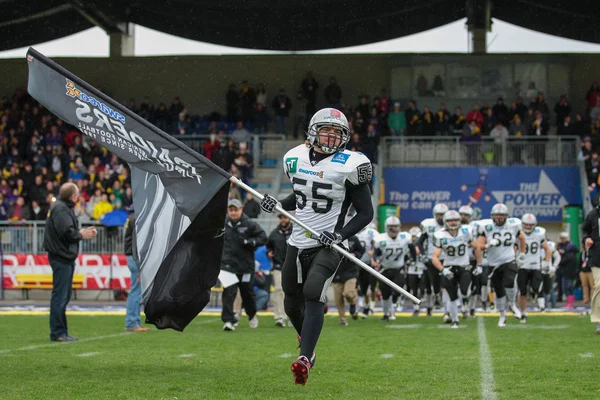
[318,231,343,247]
[260,194,279,213]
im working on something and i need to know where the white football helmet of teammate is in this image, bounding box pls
[443,210,461,232]
[409,226,421,238]
[458,205,473,223]
[491,203,509,226]
[521,213,537,234]
[385,216,401,238]
[432,203,449,225]
[307,108,350,154]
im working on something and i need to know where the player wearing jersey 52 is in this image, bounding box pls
[477,203,526,327]
[432,210,482,328]
[517,213,551,323]
[260,107,373,385]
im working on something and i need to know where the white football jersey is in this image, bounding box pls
[357,227,378,263]
[374,232,411,269]
[542,240,561,270]
[477,218,522,266]
[420,218,444,259]
[434,226,473,266]
[283,145,372,249]
[521,227,546,270]
[467,221,479,261]
[407,253,426,275]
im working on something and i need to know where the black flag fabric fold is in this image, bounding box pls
[26,47,231,331]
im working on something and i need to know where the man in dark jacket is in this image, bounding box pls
[557,232,579,309]
[243,193,261,219]
[332,236,365,326]
[124,206,150,333]
[220,199,267,331]
[44,183,97,342]
[266,214,293,327]
[582,196,600,333]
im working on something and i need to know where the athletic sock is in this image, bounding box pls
[300,300,324,361]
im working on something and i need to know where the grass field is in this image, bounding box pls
[0,313,598,400]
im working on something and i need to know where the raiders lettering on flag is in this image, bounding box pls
[26,47,231,332]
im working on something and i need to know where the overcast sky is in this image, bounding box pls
[0,18,599,58]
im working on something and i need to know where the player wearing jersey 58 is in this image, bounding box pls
[260,107,374,385]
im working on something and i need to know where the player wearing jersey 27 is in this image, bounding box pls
[459,205,482,318]
[408,226,427,317]
[356,222,379,318]
[259,107,373,386]
[432,211,482,328]
[517,214,551,323]
[417,203,449,316]
[540,240,561,310]
[373,216,417,322]
[477,203,526,328]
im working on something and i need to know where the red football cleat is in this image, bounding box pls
[291,356,311,385]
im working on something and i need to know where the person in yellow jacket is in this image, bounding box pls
[93,193,113,220]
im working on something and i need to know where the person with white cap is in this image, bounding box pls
[220,198,267,331]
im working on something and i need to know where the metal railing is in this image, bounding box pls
[178,134,287,168]
[0,216,283,256]
[382,136,581,167]
[0,221,125,255]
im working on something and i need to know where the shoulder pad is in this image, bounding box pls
[461,227,469,234]
[508,218,516,224]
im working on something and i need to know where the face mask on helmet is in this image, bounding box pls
[521,214,537,233]
[492,214,507,226]
[387,224,400,237]
[460,213,470,224]
[308,108,350,154]
[444,212,461,231]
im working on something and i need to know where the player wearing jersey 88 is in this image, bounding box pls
[432,210,482,328]
[459,205,482,318]
[517,213,551,323]
[260,107,374,386]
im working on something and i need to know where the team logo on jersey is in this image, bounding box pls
[380,241,387,247]
[441,238,448,245]
[428,226,436,233]
[461,227,469,234]
[285,157,298,174]
[299,168,324,178]
[485,225,493,232]
[331,153,350,164]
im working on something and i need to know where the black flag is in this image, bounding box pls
[26,48,231,331]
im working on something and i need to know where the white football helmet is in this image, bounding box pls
[443,210,461,232]
[432,203,449,225]
[307,108,350,154]
[459,205,473,223]
[521,213,537,234]
[491,203,509,226]
[385,216,401,237]
[409,226,421,238]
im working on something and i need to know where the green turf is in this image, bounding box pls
[0,314,597,400]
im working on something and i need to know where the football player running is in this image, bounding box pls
[477,204,526,327]
[517,213,551,323]
[356,222,379,318]
[459,205,482,318]
[407,227,427,317]
[432,210,482,328]
[373,216,416,321]
[540,239,561,311]
[417,203,449,316]
[260,107,373,385]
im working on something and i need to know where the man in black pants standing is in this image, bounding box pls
[266,213,293,327]
[44,182,97,342]
[220,199,267,331]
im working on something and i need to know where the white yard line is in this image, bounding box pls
[477,317,498,400]
[0,332,131,355]
[178,354,196,358]
[76,352,101,357]
[380,354,394,359]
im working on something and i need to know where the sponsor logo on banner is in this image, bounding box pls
[1,254,130,290]
[384,167,581,223]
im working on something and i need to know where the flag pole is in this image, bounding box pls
[229,176,420,305]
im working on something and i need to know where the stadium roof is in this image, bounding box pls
[1,0,599,52]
